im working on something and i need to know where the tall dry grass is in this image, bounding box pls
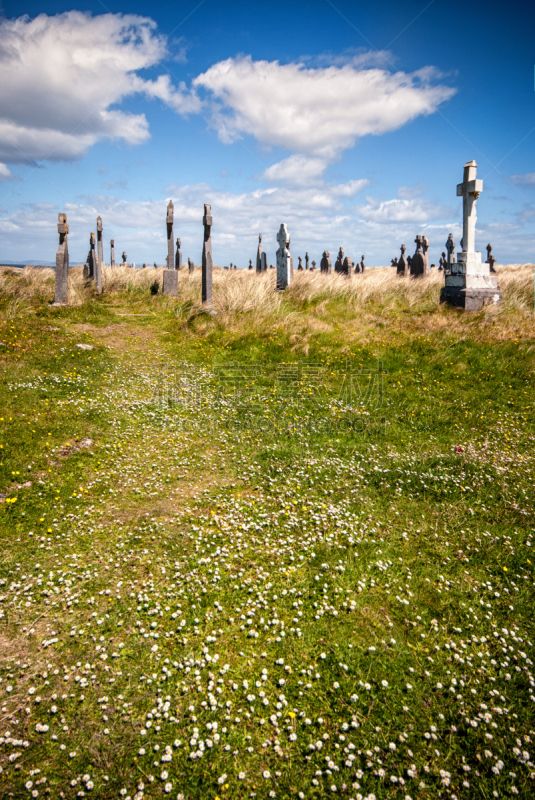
[1,262,533,329]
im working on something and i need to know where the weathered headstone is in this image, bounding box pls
[391,257,398,267]
[311,260,316,271]
[335,247,344,273]
[110,239,115,267]
[166,201,174,269]
[154,262,158,268]
[261,252,268,272]
[276,223,292,290]
[202,203,213,305]
[87,232,101,293]
[410,236,426,277]
[438,252,446,271]
[407,255,412,269]
[342,255,353,277]
[54,213,69,305]
[486,243,496,273]
[445,233,456,265]
[256,234,263,273]
[298,256,304,270]
[359,255,366,273]
[142,263,147,269]
[305,252,309,270]
[175,238,182,269]
[320,251,332,274]
[422,237,429,272]
[188,257,194,273]
[397,244,409,275]
[122,251,127,265]
[96,216,103,265]
[249,259,253,270]
[163,268,178,296]
[441,160,502,310]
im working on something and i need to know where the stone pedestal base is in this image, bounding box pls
[163,269,178,297]
[440,286,502,311]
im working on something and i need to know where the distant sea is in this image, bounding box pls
[0,261,84,268]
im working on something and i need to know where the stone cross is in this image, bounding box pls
[486,243,496,273]
[422,237,429,271]
[397,243,408,275]
[359,255,366,273]
[202,203,213,304]
[438,253,446,271]
[305,252,309,270]
[175,238,182,269]
[320,251,331,273]
[96,216,103,265]
[457,160,483,255]
[91,232,102,293]
[110,239,115,267]
[335,246,344,273]
[410,236,426,277]
[276,223,292,290]
[166,201,174,269]
[298,256,303,270]
[445,233,456,264]
[54,213,69,304]
[249,259,253,270]
[256,233,263,273]
[122,251,127,265]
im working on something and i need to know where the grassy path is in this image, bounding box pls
[0,286,534,799]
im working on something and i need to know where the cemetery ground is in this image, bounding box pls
[0,264,534,800]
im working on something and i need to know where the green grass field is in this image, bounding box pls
[1,264,534,800]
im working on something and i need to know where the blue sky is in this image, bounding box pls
[0,0,533,266]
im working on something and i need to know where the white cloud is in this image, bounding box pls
[0,163,16,182]
[194,56,455,160]
[509,172,535,187]
[358,193,452,224]
[262,155,328,185]
[0,12,199,164]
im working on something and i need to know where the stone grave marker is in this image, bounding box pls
[202,203,213,305]
[305,252,309,270]
[298,256,304,270]
[166,201,174,269]
[397,244,409,275]
[256,234,263,273]
[486,243,496,273]
[276,223,292,290]
[335,246,344,273]
[110,239,115,267]
[188,257,194,273]
[410,235,426,277]
[53,213,69,305]
[261,252,268,271]
[249,259,253,270]
[176,238,182,269]
[438,252,446,271]
[320,251,332,273]
[445,233,456,265]
[441,160,502,309]
[342,254,353,277]
[311,260,316,271]
[96,216,103,265]
[122,251,127,265]
[359,255,366,273]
